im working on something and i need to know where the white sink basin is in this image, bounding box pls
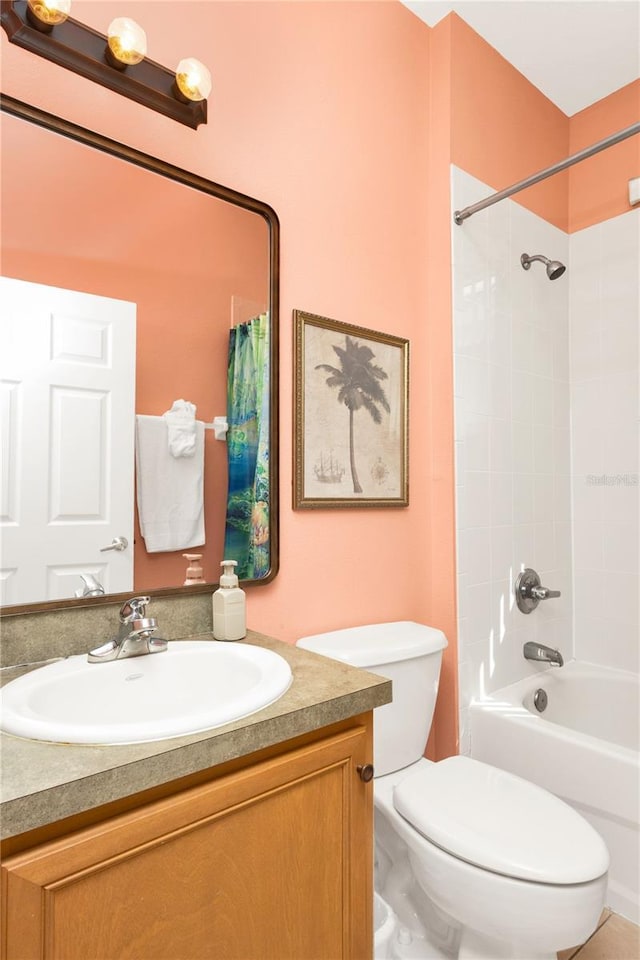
[0,641,292,745]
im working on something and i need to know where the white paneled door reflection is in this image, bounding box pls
[0,277,136,605]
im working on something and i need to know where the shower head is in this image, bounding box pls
[520,252,566,280]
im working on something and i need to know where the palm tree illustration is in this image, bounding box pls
[316,335,390,493]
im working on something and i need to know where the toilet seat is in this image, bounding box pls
[393,756,609,885]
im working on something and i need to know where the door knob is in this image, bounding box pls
[100,536,129,553]
[357,763,374,782]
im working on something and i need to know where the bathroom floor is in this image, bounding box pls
[558,910,640,960]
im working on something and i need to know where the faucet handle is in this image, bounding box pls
[531,585,561,600]
[515,569,561,613]
[120,596,151,623]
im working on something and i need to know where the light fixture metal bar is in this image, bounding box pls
[454,123,640,225]
[0,1,207,129]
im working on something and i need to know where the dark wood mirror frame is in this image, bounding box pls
[0,93,280,616]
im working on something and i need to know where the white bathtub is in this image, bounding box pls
[469,661,640,924]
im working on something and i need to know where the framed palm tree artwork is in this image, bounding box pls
[294,310,409,508]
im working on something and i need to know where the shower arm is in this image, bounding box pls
[454,122,640,225]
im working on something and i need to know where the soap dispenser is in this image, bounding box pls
[183,553,205,586]
[212,560,246,641]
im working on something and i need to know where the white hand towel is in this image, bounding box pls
[135,415,205,553]
[163,399,197,458]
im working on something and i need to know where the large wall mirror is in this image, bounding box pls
[0,95,279,615]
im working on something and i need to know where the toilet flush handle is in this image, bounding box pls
[357,763,374,782]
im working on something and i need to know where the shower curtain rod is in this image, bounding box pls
[453,122,640,225]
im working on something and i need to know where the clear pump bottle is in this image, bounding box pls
[212,560,246,641]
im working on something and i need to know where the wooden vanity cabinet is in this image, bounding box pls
[1,717,373,960]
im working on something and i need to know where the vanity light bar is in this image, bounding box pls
[0,0,208,129]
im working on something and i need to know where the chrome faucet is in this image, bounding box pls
[75,573,105,598]
[523,641,564,668]
[87,597,168,663]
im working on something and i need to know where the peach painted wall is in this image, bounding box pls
[2,3,459,751]
[568,80,640,232]
[443,15,639,235]
[448,14,569,231]
[423,16,457,760]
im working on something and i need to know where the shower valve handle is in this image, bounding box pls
[531,585,561,601]
[515,568,561,614]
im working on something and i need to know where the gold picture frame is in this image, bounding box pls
[294,310,409,508]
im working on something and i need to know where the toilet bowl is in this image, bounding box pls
[376,759,608,959]
[298,622,610,960]
[374,892,397,959]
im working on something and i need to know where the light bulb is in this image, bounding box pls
[175,58,212,103]
[106,17,147,68]
[26,0,71,30]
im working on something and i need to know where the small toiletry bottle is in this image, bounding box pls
[212,560,246,641]
[183,553,205,586]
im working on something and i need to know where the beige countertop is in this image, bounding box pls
[0,630,391,840]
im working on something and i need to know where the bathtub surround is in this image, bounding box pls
[452,166,571,752]
[568,207,639,921]
[453,168,639,698]
[569,209,639,675]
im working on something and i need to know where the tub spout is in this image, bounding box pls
[523,641,564,667]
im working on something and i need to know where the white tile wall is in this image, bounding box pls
[569,209,639,674]
[452,167,572,753]
[453,169,639,751]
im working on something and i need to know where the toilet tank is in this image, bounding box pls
[297,622,447,777]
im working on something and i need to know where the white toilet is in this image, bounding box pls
[298,622,609,960]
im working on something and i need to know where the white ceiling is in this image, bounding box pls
[402,1,640,116]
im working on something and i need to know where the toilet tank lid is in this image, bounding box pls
[297,621,447,667]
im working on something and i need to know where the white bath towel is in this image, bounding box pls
[135,415,205,553]
[163,399,197,458]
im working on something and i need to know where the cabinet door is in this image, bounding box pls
[2,723,373,960]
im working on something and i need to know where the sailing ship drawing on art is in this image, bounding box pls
[314,450,345,484]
